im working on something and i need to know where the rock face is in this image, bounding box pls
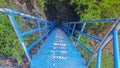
[44,0,79,26]
[13,0,30,14]
[12,0,78,26]
[13,0,46,19]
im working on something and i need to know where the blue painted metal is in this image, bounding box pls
[63,23,68,33]
[45,21,48,35]
[62,16,120,68]
[69,18,116,24]
[76,23,86,45]
[0,8,38,20]
[86,18,120,67]
[0,8,54,62]
[8,13,31,61]
[21,27,50,36]
[66,23,69,33]
[30,28,86,68]
[96,49,102,68]
[27,33,48,51]
[0,8,120,68]
[113,30,120,68]
[37,18,41,37]
[74,30,102,42]
[21,28,39,36]
[68,23,71,35]
[71,23,76,36]
[73,37,94,54]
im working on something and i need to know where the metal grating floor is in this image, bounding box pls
[30,28,86,68]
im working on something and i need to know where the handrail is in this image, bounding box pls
[0,8,55,62]
[66,18,116,24]
[87,17,120,68]
[62,17,120,68]
[73,37,94,54]
[0,8,120,67]
[74,30,102,42]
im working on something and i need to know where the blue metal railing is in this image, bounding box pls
[62,17,120,68]
[0,8,55,62]
[0,8,120,68]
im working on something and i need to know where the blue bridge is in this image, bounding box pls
[0,8,120,68]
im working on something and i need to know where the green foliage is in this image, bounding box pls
[0,0,6,4]
[77,35,113,68]
[0,13,24,64]
[0,0,6,7]
[69,0,119,67]
[0,0,44,65]
[101,54,113,68]
[37,0,45,11]
[88,54,113,68]
[88,57,96,68]
[70,0,120,20]
[70,0,120,31]
[14,16,40,47]
[0,2,23,64]
[77,35,92,61]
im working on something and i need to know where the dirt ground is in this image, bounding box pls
[0,42,42,68]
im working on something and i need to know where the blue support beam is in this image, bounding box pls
[112,30,120,68]
[73,37,94,54]
[71,23,76,36]
[0,8,54,62]
[76,23,86,45]
[37,19,42,37]
[1,8,120,68]
[8,13,31,61]
[27,33,47,51]
[87,17,120,67]
[21,28,39,36]
[68,23,71,35]
[68,18,116,24]
[74,30,102,42]
[96,49,102,68]
[62,17,120,68]
[21,27,48,36]
[45,21,48,35]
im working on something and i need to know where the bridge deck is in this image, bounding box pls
[30,28,86,68]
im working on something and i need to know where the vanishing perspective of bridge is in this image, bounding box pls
[0,8,120,68]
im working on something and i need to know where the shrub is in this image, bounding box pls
[0,13,24,64]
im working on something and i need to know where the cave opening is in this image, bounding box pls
[44,0,79,26]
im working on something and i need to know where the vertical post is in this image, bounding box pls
[64,23,66,33]
[50,22,53,31]
[51,22,53,32]
[96,49,102,68]
[8,12,31,61]
[48,23,50,33]
[37,19,43,42]
[37,19,41,37]
[62,23,64,31]
[53,22,55,30]
[71,23,76,36]
[45,21,48,36]
[47,22,51,34]
[113,30,120,68]
[50,23,52,32]
[66,23,68,34]
[65,23,68,33]
[76,23,86,45]
[52,22,54,30]
[68,23,71,35]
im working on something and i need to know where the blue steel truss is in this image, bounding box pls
[62,17,120,68]
[0,8,55,61]
[0,8,120,68]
